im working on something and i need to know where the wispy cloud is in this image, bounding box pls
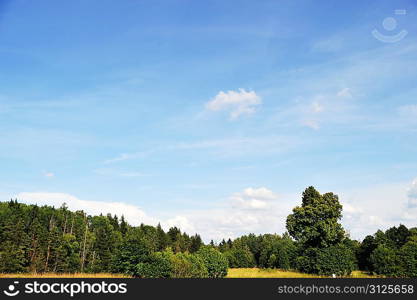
[94,168,150,178]
[103,151,151,164]
[43,171,55,178]
[407,178,417,208]
[103,135,298,164]
[230,187,278,210]
[205,88,262,120]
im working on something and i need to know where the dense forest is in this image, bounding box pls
[1,186,416,277]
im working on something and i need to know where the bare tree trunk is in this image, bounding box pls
[44,217,54,271]
[45,243,51,271]
[63,214,67,235]
[70,215,74,235]
[81,217,88,272]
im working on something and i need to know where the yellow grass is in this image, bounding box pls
[0,273,131,278]
[0,269,378,278]
[226,268,378,278]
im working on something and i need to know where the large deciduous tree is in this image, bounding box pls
[286,186,345,248]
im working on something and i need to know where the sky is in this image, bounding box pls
[1,0,417,242]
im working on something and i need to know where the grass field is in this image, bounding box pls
[226,268,378,278]
[0,269,377,278]
[0,273,130,278]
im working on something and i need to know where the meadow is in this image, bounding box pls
[0,269,377,278]
[226,268,379,278]
[0,273,130,278]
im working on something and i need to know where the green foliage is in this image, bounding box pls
[370,244,403,277]
[259,235,297,270]
[357,235,377,271]
[0,241,27,273]
[386,225,410,248]
[0,200,201,274]
[1,195,416,278]
[286,187,345,248]
[315,244,356,276]
[135,251,173,278]
[399,241,417,277]
[196,246,228,278]
[224,245,256,268]
[111,237,151,275]
[295,245,355,276]
[170,251,208,278]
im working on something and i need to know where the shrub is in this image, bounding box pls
[170,252,208,278]
[111,238,151,275]
[295,244,355,276]
[315,244,355,276]
[135,251,172,278]
[370,244,403,277]
[259,237,297,270]
[399,241,417,277]
[224,246,255,268]
[196,246,228,278]
[294,248,318,274]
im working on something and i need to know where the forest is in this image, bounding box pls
[0,186,416,278]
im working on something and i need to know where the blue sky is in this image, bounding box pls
[1,0,417,241]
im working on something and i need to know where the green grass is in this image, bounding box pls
[226,268,378,278]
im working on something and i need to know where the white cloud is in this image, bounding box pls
[337,87,353,98]
[311,101,324,113]
[302,120,320,130]
[398,104,417,118]
[43,172,55,178]
[294,88,355,130]
[230,187,278,210]
[16,192,158,226]
[205,88,261,120]
[162,216,196,234]
[339,181,415,238]
[407,178,417,208]
[103,136,298,164]
[103,151,150,164]
[94,168,149,178]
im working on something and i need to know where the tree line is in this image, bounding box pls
[214,187,417,277]
[0,200,225,277]
[0,186,416,277]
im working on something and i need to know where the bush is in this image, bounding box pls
[294,248,318,274]
[224,246,255,268]
[295,244,355,276]
[171,252,208,278]
[111,238,151,275]
[399,241,417,277]
[135,251,172,278]
[259,237,297,270]
[370,244,403,277]
[196,246,228,278]
[315,244,355,276]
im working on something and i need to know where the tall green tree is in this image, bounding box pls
[286,186,345,248]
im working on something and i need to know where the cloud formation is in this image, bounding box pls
[205,88,261,119]
[230,187,278,210]
[407,178,417,208]
[16,192,158,226]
